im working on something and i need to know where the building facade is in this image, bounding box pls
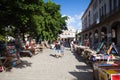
[81,0,120,48]
[59,30,75,39]
[58,29,75,47]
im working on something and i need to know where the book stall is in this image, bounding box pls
[91,43,119,61]
[82,42,105,61]
[82,48,96,60]
[99,66,120,80]
[76,45,89,55]
[93,60,120,80]
[76,42,120,80]
[0,41,21,71]
[20,41,44,57]
[92,43,120,80]
[20,43,44,57]
[0,38,45,72]
[7,45,21,67]
[77,42,120,62]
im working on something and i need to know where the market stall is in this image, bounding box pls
[93,61,120,80]
[76,45,89,55]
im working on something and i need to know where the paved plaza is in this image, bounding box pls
[0,48,93,80]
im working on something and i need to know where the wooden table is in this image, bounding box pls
[83,49,96,59]
[76,45,89,55]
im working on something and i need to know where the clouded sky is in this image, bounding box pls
[52,0,90,31]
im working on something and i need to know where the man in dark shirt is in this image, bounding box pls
[55,42,61,58]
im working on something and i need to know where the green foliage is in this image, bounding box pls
[0,0,67,41]
[0,35,7,42]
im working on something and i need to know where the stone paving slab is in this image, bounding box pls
[0,48,93,80]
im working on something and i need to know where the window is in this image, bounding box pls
[96,12,98,19]
[99,0,101,4]
[95,0,98,8]
[93,3,95,11]
[99,0,104,4]
[99,8,101,17]
[113,0,117,10]
[93,0,98,10]
[109,0,112,13]
[104,4,106,16]
[89,11,90,17]
[102,6,103,16]
[88,11,90,25]
[119,0,120,7]
[100,8,102,17]
[93,14,95,22]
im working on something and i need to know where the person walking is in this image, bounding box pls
[60,43,65,56]
[54,42,61,58]
[70,40,74,52]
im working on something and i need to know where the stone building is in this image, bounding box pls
[59,29,75,41]
[58,29,75,47]
[81,0,120,48]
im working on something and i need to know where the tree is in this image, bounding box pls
[0,0,67,41]
[0,0,45,39]
[40,1,68,40]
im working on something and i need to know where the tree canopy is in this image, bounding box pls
[0,0,67,41]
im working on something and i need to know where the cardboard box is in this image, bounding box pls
[98,68,120,80]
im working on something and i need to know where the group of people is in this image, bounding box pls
[51,39,79,58]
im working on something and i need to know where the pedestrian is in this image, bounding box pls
[70,40,74,52]
[54,42,61,58]
[60,43,65,56]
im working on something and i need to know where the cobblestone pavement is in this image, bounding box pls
[0,48,93,80]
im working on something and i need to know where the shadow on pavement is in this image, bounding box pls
[76,65,92,71]
[49,54,56,58]
[5,60,32,72]
[72,52,85,62]
[72,52,92,66]
[69,52,94,80]
[14,60,32,69]
[69,65,93,80]
[69,71,93,80]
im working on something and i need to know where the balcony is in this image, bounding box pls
[81,6,120,33]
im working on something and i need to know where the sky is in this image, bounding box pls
[51,0,90,31]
